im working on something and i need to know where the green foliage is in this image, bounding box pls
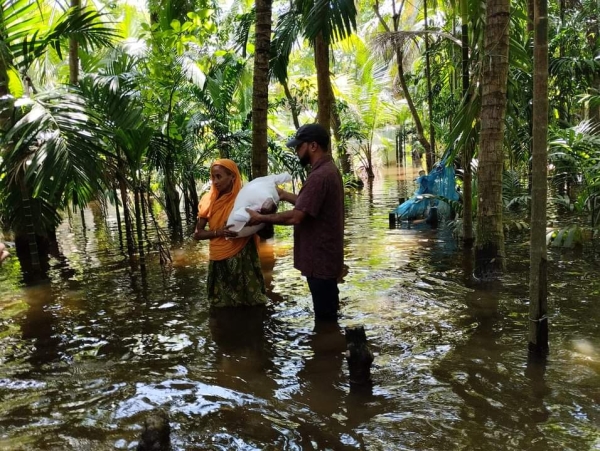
[502,169,530,211]
[0,0,118,90]
[545,225,595,248]
[504,220,530,234]
[302,0,357,45]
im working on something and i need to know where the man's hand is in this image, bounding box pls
[222,224,238,238]
[245,208,263,226]
[276,186,297,205]
[0,242,9,264]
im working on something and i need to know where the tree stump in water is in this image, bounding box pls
[345,326,374,388]
[137,409,171,451]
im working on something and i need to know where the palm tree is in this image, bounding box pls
[459,0,475,247]
[1,90,115,277]
[529,0,549,354]
[474,0,510,278]
[252,0,272,178]
[372,0,433,170]
[271,0,357,139]
[336,35,397,179]
[0,0,117,280]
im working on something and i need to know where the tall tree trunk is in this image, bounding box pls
[134,187,146,271]
[588,8,600,124]
[529,0,549,354]
[527,0,534,33]
[474,0,510,278]
[460,0,474,247]
[282,80,300,129]
[396,49,431,158]
[117,171,135,255]
[252,0,272,179]
[114,186,124,249]
[69,0,81,85]
[315,32,331,135]
[163,156,182,236]
[330,88,351,173]
[17,176,42,277]
[0,31,12,129]
[0,0,9,99]
[185,171,199,220]
[423,0,435,172]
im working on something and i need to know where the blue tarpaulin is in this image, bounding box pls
[395,160,460,220]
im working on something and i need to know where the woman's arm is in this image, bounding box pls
[193,218,238,240]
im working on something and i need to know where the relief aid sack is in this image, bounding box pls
[227,173,292,237]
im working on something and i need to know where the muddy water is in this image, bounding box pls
[1,166,600,450]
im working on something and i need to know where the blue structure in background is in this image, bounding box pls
[395,159,460,221]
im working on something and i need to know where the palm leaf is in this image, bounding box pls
[303,0,357,44]
[3,90,112,202]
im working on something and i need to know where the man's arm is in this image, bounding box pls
[277,187,298,205]
[246,207,305,226]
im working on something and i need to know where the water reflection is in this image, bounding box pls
[208,305,275,398]
[20,285,63,367]
[292,321,347,448]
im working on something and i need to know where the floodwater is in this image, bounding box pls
[1,166,600,450]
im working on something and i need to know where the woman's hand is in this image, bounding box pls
[220,225,238,238]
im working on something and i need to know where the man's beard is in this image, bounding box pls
[299,155,310,167]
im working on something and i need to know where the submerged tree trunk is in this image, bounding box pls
[474,0,510,278]
[460,2,474,247]
[16,177,44,281]
[163,156,182,237]
[134,187,146,271]
[251,0,272,179]
[117,172,135,255]
[113,186,124,249]
[184,172,199,220]
[529,0,549,354]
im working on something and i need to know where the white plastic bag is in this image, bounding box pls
[227,173,292,237]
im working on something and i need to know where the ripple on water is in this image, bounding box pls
[1,173,600,450]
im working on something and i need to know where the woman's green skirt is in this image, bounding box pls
[207,239,268,308]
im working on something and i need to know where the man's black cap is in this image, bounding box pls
[286,123,330,149]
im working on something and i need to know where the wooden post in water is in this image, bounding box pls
[137,409,170,451]
[345,325,374,388]
[388,212,396,229]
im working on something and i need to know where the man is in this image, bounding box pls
[246,123,344,321]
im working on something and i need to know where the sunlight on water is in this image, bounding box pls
[1,166,600,450]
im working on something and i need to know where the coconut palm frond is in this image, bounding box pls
[372,30,461,56]
[303,0,357,44]
[270,9,302,84]
[3,90,112,203]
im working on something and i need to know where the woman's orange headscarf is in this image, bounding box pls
[198,159,252,261]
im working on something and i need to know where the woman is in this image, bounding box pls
[193,159,268,308]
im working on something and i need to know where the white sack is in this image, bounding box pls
[227,173,292,237]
